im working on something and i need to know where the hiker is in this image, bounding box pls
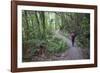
[70,32,76,47]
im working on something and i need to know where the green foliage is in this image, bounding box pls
[47,37,68,54]
[22,10,90,61]
[77,16,90,48]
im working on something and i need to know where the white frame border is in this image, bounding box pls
[17,5,94,68]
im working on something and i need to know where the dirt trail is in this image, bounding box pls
[53,30,84,60]
[31,30,85,61]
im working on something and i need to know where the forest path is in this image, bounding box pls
[53,30,84,60]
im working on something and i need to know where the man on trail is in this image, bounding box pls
[70,32,76,47]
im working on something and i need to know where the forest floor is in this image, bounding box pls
[31,30,89,61]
